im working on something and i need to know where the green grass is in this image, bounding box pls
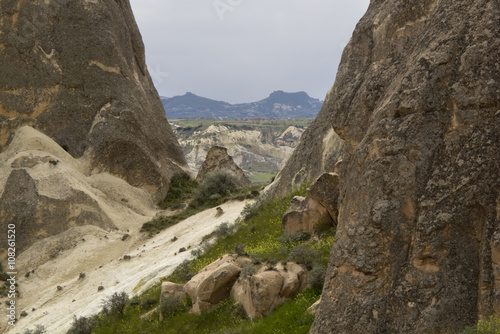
[142,172,262,235]
[463,317,500,334]
[92,289,320,334]
[83,183,334,334]
[159,172,198,210]
[247,172,275,184]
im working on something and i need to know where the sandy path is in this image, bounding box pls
[6,200,251,334]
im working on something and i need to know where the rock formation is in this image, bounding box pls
[310,0,500,333]
[196,146,252,186]
[161,254,309,318]
[172,122,304,182]
[0,126,156,262]
[264,98,343,198]
[0,0,188,204]
[307,172,339,225]
[282,196,333,235]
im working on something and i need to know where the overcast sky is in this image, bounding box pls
[129,0,369,104]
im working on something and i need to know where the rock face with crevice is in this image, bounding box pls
[310,0,500,333]
[0,0,188,203]
[264,95,343,198]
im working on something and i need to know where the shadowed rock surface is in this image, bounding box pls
[0,0,188,202]
[311,0,500,333]
[264,95,343,198]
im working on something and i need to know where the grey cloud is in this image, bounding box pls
[130,0,369,103]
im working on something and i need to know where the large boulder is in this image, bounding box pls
[307,172,340,224]
[196,146,252,186]
[231,262,307,318]
[0,0,189,203]
[311,0,500,333]
[184,254,243,312]
[282,196,333,234]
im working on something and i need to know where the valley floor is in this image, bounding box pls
[6,200,251,334]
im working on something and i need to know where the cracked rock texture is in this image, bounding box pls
[264,95,343,198]
[0,0,188,202]
[311,0,500,333]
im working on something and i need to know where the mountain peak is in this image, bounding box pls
[162,91,323,119]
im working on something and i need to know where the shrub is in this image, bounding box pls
[288,245,321,270]
[214,223,231,239]
[240,264,257,279]
[101,291,129,316]
[140,296,157,311]
[309,264,327,290]
[278,232,311,246]
[66,315,98,334]
[21,325,46,334]
[169,260,196,283]
[160,172,198,209]
[250,254,262,265]
[192,172,241,206]
[191,248,203,257]
[160,295,192,319]
[234,244,247,256]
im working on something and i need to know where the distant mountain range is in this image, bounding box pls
[161,91,323,119]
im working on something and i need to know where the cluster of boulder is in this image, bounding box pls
[282,172,339,235]
[161,254,308,319]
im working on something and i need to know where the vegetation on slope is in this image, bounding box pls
[62,183,334,334]
[141,172,261,235]
[463,317,500,334]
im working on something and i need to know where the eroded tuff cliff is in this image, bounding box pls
[264,96,343,198]
[0,0,189,258]
[311,0,500,333]
[0,0,188,202]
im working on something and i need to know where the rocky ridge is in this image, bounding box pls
[0,0,189,258]
[0,0,188,203]
[309,0,500,333]
[162,91,322,119]
[173,122,305,183]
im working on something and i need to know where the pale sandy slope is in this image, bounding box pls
[6,200,250,334]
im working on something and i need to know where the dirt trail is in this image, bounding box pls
[6,200,251,334]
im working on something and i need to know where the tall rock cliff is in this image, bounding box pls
[0,0,189,258]
[310,0,500,333]
[0,0,188,202]
[264,96,343,198]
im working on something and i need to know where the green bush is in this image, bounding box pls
[160,172,198,210]
[278,232,311,246]
[21,325,46,334]
[191,172,241,207]
[234,244,247,256]
[160,295,192,319]
[168,260,196,283]
[309,264,327,290]
[288,245,321,270]
[102,292,129,316]
[66,315,98,334]
[239,264,257,279]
